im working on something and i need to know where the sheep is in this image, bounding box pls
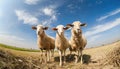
[52,25,69,66]
[66,21,87,64]
[32,25,55,63]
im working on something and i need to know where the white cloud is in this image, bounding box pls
[43,7,55,16]
[15,10,39,25]
[67,4,74,9]
[42,7,57,20]
[40,6,57,26]
[86,34,101,48]
[87,35,101,43]
[97,8,120,21]
[85,18,120,37]
[96,0,102,4]
[24,0,39,5]
[15,4,58,26]
[41,15,57,26]
[15,5,58,26]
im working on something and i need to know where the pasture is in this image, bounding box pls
[0,41,120,69]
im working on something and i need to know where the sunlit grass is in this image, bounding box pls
[0,43,39,52]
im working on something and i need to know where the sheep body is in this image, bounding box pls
[32,25,55,62]
[53,25,69,66]
[67,21,87,64]
[69,34,87,51]
[37,34,55,50]
[55,34,69,50]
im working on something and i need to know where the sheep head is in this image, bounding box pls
[32,25,48,35]
[66,21,87,34]
[52,25,69,35]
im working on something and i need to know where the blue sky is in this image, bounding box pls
[0,0,120,49]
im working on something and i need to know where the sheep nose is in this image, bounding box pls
[77,29,81,33]
[60,32,63,35]
[37,31,40,35]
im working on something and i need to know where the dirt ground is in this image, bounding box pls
[0,41,120,69]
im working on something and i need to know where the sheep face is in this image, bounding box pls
[32,25,48,35]
[67,21,86,34]
[52,25,68,35]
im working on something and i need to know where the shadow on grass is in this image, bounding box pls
[83,54,91,64]
[54,54,91,64]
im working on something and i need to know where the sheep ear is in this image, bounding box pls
[52,28,58,31]
[66,24,74,27]
[63,27,69,30]
[32,26,37,30]
[81,23,87,26]
[43,27,48,30]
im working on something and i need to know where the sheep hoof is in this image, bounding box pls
[81,61,83,64]
[75,58,79,63]
[64,61,66,64]
[59,63,62,66]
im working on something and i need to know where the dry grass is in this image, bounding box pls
[0,41,120,69]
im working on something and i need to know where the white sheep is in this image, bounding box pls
[52,25,69,66]
[32,25,55,63]
[66,21,87,64]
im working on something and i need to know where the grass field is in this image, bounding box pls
[0,41,120,69]
[0,43,39,52]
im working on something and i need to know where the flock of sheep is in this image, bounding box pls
[32,21,87,66]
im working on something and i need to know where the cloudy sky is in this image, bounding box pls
[0,0,120,49]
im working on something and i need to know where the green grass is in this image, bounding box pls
[0,43,39,52]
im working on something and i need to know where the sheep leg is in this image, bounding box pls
[59,50,63,66]
[78,50,80,60]
[50,50,52,59]
[69,51,72,59]
[40,49,43,56]
[80,50,83,64]
[49,49,54,61]
[52,49,54,57]
[51,49,54,57]
[63,50,66,64]
[75,50,79,63]
[45,50,47,63]
[49,50,52,61]
[47,50,50,62]
[40,50,44,62]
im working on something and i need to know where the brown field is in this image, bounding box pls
[0,41,120,69]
